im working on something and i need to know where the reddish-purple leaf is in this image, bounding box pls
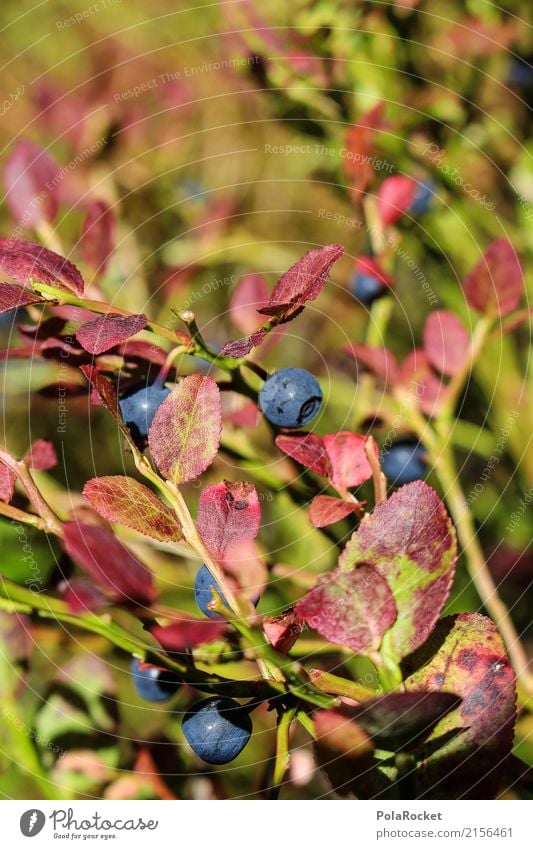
[344,102,385,199]
[258,244,344,318]
[340,482,457,661]
[80,365,128,437]
[406,613,516,798]
[60,578,109,614]
[296,563,397,653]
[80,199,115,276]
[25,439,57,471]
[220,327,268,358]
[76,312,147,355]
[62,521,155,604]
[263,607,304,654]
[355,256,392,287]
[308,495,360,528]
[148,375,222,484]
[0,282,44,314]
[463,238,523,317]
[0,464,16,503]
[83,476,183,543]
[400,349,447,416]
[197,481,260,558]
[229,273,270,333]
[275,432,332,477]
[377,175,417,226]
[323,432,373,488]
[151,617,226,651]
[343,343,399,385]
[423,310,470,376]
[3,139,59,226]
[0,239,84,295]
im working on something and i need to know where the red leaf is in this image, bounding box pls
[263,607,304,654]
[296,563,397,653]
[197,481,260,558]
[423,310,469,376]
[220,327,268,359]
[275,432,332,477]
[400,349,447,416]
[80,199,115,276]
[151,617,226,651]
[343,343,399,385]
[83,476,183,543]
[76,313,147,355]
[0,464,16,503]
[3,139,59,226]
[80,365,126,436]
[377,175,417,226]
[258,244,344,318]
[323,432,373,488]
[148,375,222,484]
[463,238,523,316]
[0,238,84,295]
[229,274,270,333]
[340,481,457,660]
[222,539,268,601]
[355,256,392,287]
[344,102,385,199]
[406,613,516,798]
[25,439,57,471]
[60,578,109,613]
[0,282,44,314]
[308,495,359,528]
[62,521,155,604]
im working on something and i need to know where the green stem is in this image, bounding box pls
[308,669,376,701]
[269,705,297,798]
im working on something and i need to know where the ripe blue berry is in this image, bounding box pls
[409,181,433,215]
[350,271,387,305]
[382,440,427,485]
[130,658,181,702]
[258,367,322,429]
[119,381,170,440]
[182,697,252,764]
[194,564,230,618]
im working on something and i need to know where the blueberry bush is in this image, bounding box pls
[0,0,531,801]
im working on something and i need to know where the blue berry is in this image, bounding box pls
[119,381,171,440]
[258,367,322,429]
[130,658,180,702]
[182,697,252,764]
[382,440,427,485]
[350,272,387,305]
[409,181,434,215]
[194,564,230,618]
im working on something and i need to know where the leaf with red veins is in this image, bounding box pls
[323,432,373,488]
[151,617,226,651]
[83,476,183,543]
[308,495,360,528]
[405,613,516,799]
[80,199,115,276]
[0,282,44,314]
[275,432,332,477]
[3,139,59,226]
[25,439,58,471]
[62,521,155,605]
[463,237,523,317]
[148,375,221,484]
[423,310,470,376]
[0,238,84,295]
[296,563,397,653]
[377,175,417,226]
[229,273,270,333]
[340,481,457,662]
[343,343,400,386]
[258,244,344,318]
[76,313,147,355]
[220,327,268,359]
[60,578,109,614]
[263,607,304,654]
[197,481,260,558]
[0,463,17,503]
